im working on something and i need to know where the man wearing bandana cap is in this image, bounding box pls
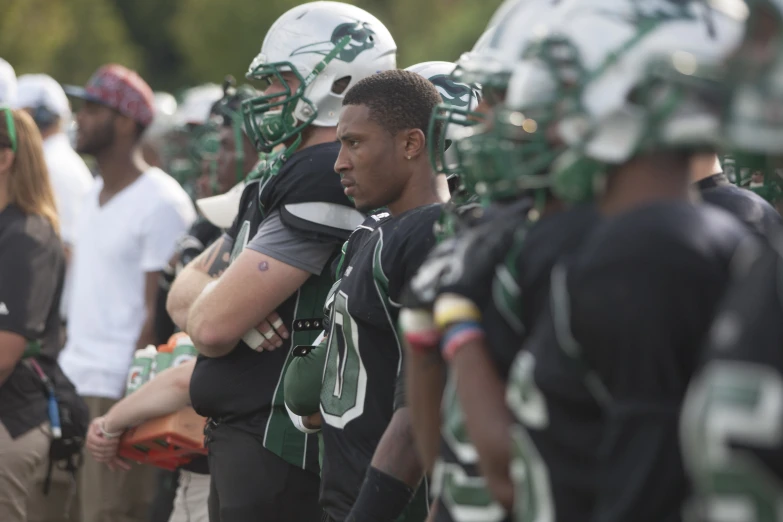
[58,64,196,522]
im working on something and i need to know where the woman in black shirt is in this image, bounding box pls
[0,107,66,521]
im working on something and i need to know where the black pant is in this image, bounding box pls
[206,422,322,522]
[147,468,179,522]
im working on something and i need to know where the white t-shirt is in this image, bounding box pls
[59,167,196,399]
[42,133,94,319]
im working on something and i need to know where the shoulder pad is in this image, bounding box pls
[281,202,364,242]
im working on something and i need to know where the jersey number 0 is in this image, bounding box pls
[321,291,368,429]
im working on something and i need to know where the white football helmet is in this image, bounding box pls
[502,0,747,202]
[405,61,480,112]
[242,1,396,153]
[406,61,481,180]
[456,0,564,93]
[435,0,565,195]
[174,84,223,127]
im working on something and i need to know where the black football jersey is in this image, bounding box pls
[319,204,441,522]
[508,202,753,522]
[323,211,392,334]
[427,200,533,522]
[697,173,782,238]
[428,203,600,522]
[189,142,357,475]
[680,231,783,522]
[499,205,602,522]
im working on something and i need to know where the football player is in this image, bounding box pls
[155,79,259,345]
[318,70,444,522]
[281,60,480,446]
[504,2,756,521]
[681,2,783,520]
[401,3,601,521]
[166,3,396,521]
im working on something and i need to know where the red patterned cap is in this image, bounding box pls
[64,64,155,127]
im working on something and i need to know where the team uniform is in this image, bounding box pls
[680,230,783,522]
[508,202,754,522]
[470,204,601,522]
[429,201,531,522]
[188,142,363,522]
[697,173,782,237]
[403,200,599,522]
[319,204,442,522]
[285,209,393,419]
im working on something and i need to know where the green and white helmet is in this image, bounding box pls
[406,61,480,185]
[427,29,495,181]
[523,0,747,203]
[427,0,559,185]
[406,61,479,110]
[163,84,224,195]
[242,1,396,155]
[440,0,567,202]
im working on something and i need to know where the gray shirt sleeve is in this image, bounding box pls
[246,210,338,275]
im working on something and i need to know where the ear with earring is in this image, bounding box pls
[406,155,411,160]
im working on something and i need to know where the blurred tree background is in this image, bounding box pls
[0,0,504,95]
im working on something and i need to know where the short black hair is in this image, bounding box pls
[343,69,443,144]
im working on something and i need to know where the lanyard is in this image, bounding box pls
[26,359,62,439]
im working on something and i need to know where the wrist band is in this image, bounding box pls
[433,293,481,330]
[285,403,321,434]
[404,329,442,354]
[100,421,124,440]
[440,321,485,362]
[399,308,441,353]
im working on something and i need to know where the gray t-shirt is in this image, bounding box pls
[246,209,338,275]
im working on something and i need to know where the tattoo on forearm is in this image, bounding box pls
[199,239,233,277]
[258,261,269,272]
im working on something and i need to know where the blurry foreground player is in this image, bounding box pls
[401,4,601,522]
[682,2,783,520]
[504,3,755,522]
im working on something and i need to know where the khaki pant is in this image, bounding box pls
[79,396,156,522]
[0,421,50,522]
[169,471,210,522]
[27,447,80,522]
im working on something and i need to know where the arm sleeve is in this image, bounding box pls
[0,233,59,339]
[141,202,195,272]
[246,210,339,276]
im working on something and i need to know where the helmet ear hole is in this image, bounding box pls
[332,76,352,95]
